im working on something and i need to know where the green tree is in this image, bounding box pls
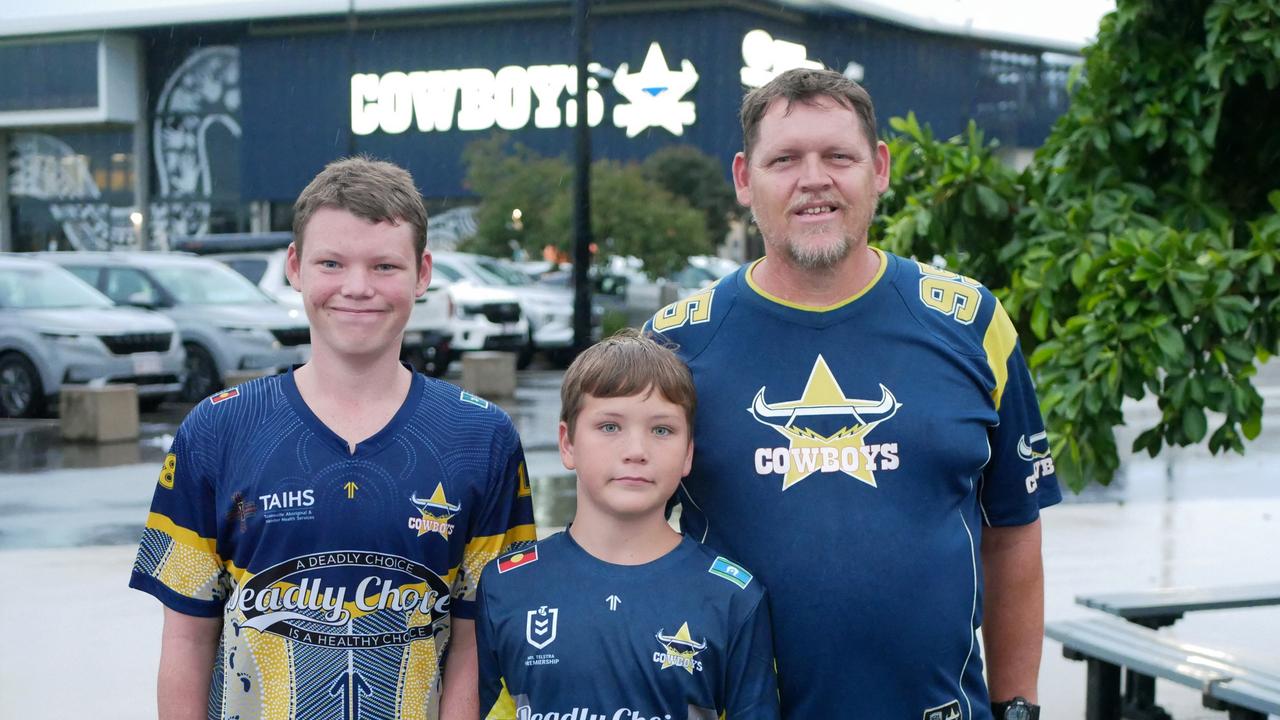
[641,145,739,246]
[876,0,1280,490]
[462,135,710,277]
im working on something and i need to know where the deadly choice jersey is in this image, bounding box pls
[647,250,1062,720]
[130,371,536,720]
[477,531,781,720]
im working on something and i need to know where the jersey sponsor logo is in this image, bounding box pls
[407,483,460,539]
[210,388,239,404]
[157,452,176,489]
[259,489,314,511]
[460,390,490,409]
[749,354,902,490]
[708,556,752,589]
[917,262,982,325]
[526,605,559,649]
[923,700,962,720]
[498,546,539,573]
[230,550,451,647]
[1017,430,1055,493]
[653,622,707,674]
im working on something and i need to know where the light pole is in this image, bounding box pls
[571,0,593,354]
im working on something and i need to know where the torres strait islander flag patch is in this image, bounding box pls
[210,388,240,405]
[497,547,539,573]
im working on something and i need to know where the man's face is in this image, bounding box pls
[733,96,890,271]
[559,390,694,523]
[286,207,430,363]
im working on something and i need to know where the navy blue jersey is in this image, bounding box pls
[646,250,1061,720]
[477,531,780,720]
[129,370,536,720]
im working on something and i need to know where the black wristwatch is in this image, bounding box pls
[991,697,1040,720]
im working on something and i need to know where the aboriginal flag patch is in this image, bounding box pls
[497,547,539,573]
[210,388,240,405]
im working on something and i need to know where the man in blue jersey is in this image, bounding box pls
[646,69,1060,719]
[130,157,536,720]
[476,331,780,720]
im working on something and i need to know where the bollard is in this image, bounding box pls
[461,351,517,400]
[59,384,140,443]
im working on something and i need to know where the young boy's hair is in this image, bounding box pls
[560,329,696,436]
[292,156,429,268]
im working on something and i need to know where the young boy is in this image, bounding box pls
[476,330,780,720]
[129,157,536,720]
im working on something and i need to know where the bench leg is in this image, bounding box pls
[1121,671,1171,720]
[1225,709,1266,720]
[1085,658,1123,720]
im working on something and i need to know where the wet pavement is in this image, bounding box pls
[3,363,1279,719]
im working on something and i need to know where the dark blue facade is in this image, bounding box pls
[238,6,1074,202]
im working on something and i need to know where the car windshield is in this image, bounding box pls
[149,263,271,305]
[0,266,113,309]
[472,258,531,286]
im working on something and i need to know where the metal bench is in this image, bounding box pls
[1047,615,1280,720]
[1074,583,1280,718]
[1077,583,1280,629]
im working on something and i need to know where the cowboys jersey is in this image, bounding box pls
[129,370,536,720]
[477,531,780,720]
[646,249,1061,720]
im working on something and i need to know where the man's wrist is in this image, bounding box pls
[991,697,1039,720]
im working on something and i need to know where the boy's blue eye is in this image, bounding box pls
[653,426,672,437]
[600,422,620,433]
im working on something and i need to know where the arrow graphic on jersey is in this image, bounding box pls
[606,594,621,611]
[328,666,371,720]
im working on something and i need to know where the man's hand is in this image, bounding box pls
[159,608,221,720]
[440,617,480,720]
[981,519,1044,704]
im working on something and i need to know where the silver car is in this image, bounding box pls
[0,254,185,417]
[39,251,311,402]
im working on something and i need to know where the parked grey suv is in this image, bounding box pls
[0,254,185,417]
[40,252,311,402]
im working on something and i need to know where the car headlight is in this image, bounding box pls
[221,327,275,343]
[40,332,93,347]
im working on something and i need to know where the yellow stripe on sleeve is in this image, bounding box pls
[485,678,518,720]
[982,301,1018,410]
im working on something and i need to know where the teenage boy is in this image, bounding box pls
[129,157,536,720]
[476,330,780,720]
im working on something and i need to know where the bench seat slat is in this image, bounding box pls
[1077,582,1280,619]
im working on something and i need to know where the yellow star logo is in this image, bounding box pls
[749,355,901,490]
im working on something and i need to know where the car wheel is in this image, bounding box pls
[516,330,536,371]
[181,343,220,403]
[0,352,45,418]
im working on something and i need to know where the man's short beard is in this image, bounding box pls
[753,210,855,271]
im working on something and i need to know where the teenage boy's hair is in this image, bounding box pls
[292,156,429,267]
[560,329,696,436]
[740,67,878,159]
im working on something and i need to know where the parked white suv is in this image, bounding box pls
[40,251,311,402]
[210,249,454,377]
[0,254,185,417]
[429,253,528,361]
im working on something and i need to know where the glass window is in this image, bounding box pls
[225,258,268,284]
[0,266,112,309]
[103,268,161,306]
[149,262,270,305]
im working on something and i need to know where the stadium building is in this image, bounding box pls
[0,0,1089,253]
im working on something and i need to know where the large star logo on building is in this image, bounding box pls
[611,42,699,138]
[749,355,901,490]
